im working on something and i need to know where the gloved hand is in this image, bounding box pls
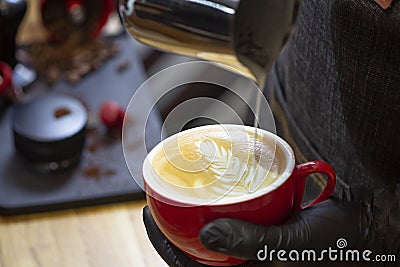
[143,187,398,267]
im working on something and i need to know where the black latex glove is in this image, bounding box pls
[143,187,399,267]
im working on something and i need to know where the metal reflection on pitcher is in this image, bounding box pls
[119,0,299,83]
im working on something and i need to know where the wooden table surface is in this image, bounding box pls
[0,201,168,267]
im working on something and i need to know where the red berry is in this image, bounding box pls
[99,101,125,130]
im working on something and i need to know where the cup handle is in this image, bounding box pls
[294,161,336,212]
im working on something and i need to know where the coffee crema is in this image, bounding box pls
[150,126,283,200]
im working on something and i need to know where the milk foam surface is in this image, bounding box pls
[150,126,281,199]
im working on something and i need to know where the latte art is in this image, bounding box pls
[150,126,282,200]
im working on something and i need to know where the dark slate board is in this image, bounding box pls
[0,35,162,215]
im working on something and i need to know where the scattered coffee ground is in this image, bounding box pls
[28,37,120,85]
[116,60,130,73]
[83,166,101,178]
[54,107,71,119]
[83,165,117,179]
[87,142,98,153]
[30,0,120,84]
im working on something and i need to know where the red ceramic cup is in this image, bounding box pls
[0,61,12,95]
[40,0,114,41]
[143,124,336,266]
[0,61,22,103]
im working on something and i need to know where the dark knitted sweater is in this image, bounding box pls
[265,0,400,262]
